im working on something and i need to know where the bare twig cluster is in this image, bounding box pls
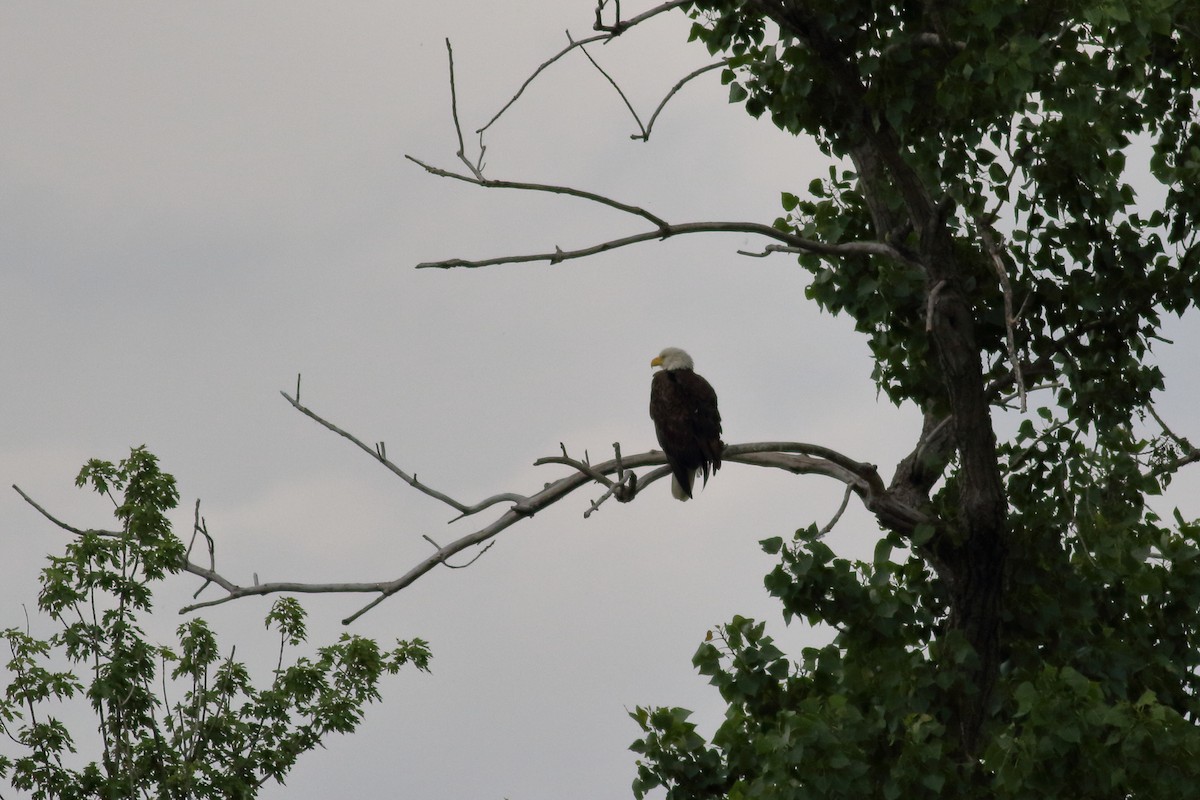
[474,1,696,144]
[412,33,908,268]
[411,3,915,273]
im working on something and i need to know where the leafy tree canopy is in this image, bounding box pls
[629,0,1200,796]
[1,447,430,799]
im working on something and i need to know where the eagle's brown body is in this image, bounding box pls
[649,348,724,501]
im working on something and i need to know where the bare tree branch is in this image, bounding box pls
[818,484,854,538]
[172,437,909,626]
[444,39,485,179]
[279,386,529,519]
[163,387,921,624]
[415,3,905,275]
[11,484,245,601]
[477,0,692,136]
[570,30,729,142]
[187,499,218,599]
[11,484,121,539]
[421,534,496,569]
[405,155,669,230]
[634,61,729,140]
[577,35,647,137]
[411,139,903,267]
[414,226,899,269]
[14,380,929,628]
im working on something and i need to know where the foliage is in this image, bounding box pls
[634,513,1200,798]
[629,0,1200,796]
[1,447,431,799]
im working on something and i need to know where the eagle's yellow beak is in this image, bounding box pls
[650,355,664,368]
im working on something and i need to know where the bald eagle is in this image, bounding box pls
[649,347,724,501]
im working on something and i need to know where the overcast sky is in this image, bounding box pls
[3,3,1198,799]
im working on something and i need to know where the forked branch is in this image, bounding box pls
[14,384,930,626]
[210,392,925,623]
[406,157,908,269]
[416,2,907,271]
[476,0,692,137]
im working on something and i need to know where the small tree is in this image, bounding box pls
[2,447,429,799]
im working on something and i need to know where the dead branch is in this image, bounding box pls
[407,155,906,268]
[199,393,918,624]
[477,0,692,136]
[634,61,728,140]
[187,499,218,599]
[818,484,854,538]
[414,223,904,269]
[280,386,527,520]
[12,483,245,601]
[405,155,669,230]
[10,484,122,539]
[444,39,485,179]
[416,3,903,272]
[404,178,907,269]
[576,35,645,136]
[14,384,929,626]
[571,31,730,141]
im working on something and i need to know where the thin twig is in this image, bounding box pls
[595,0,625,33]
[1148,403,1194,452]
[187,499,217,599]
[635,60,729,140]
[10,484,121,538]
[445,39,484,179]
[279,389,527,519]
[422,534,496,569]
[583,480,625,518]
[817,484,854,538]
[577,36,646,136]
[534,454,615,487]
[406,155,669,229]
[477,0,691,135]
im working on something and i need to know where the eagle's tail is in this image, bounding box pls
[671,469,696,502]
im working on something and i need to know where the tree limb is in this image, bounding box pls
[410,211,907,270]
[280,386,528,519]
[157,389,926,624]
[11,484,122,539]
[633,61,729,141]
[444,38,485,179]
[476,0,692,136]
[405,155,670,230]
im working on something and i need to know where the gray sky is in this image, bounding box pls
[3,3,1197,799]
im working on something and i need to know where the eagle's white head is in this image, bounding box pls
[651,347,694,371]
